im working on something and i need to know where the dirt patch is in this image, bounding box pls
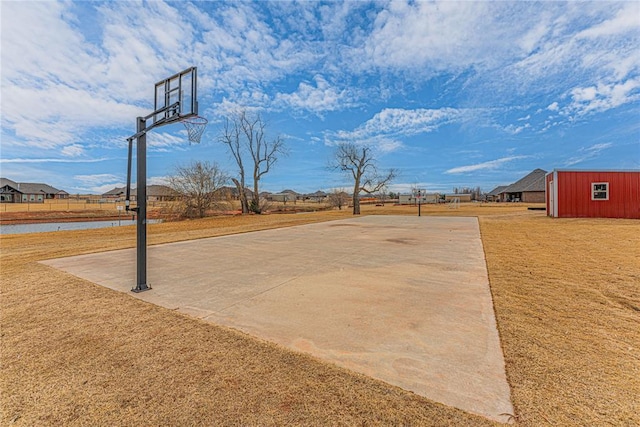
[385,237,418,244]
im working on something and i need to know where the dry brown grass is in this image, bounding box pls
[1,203,638,425]
[480,213,640,426]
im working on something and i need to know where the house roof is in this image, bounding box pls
[145,185,178,197]
[212,186,254,197]
[487,185,508,196]
[0,178,18,188]
[503,169,547,193]
[132,185,179,197]
[102,187,126,196]
[103,185,178,197]
[280,189,300,195]
[0,178,61,194]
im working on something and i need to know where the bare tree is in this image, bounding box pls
[219,116,249,214]
[168,161,229,218]
[327,188,349,210]
[331,143,396,215]
[219,110,285,214]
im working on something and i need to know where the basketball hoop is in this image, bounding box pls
[181,115,208,144]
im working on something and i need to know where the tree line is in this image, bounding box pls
[168,110,395,218]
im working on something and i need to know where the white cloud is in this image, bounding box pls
[147,131,193,151]
[2,6,115,147]
[460,2,640,106]
[61,145,85,157]
[547,102,559,111]
[503,123,530,135]
[74,174,121,186]
[376,138,404,154]
[0,1,203,151]
[325,107,469,154]
[565,142,613,166]
[192,2,321,101]
[335,107,467,142]
[362,1,509,72]
[274,75,356,114]
[568,78,640,116]
[576,3,640,40]
[445,156,529,174]
[325,107,479,154]
[148,176,170,186]
[0,158,108,164]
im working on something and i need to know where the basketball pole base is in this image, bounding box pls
[131,284,151,293]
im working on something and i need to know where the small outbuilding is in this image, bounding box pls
[546,169,640,219]
[444,193,472,202]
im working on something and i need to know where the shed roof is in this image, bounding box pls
[503,169,547,193]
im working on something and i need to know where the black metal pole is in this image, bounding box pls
[133,117,150,292]
[125,138,133,211]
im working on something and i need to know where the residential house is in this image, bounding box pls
[486,185,507,202]
[501,169,547,202]
[0,178,68,203]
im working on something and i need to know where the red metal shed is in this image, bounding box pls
[546,170,640,219]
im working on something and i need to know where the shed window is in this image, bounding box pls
[592,182,609,200]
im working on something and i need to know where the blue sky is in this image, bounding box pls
[1,1,639,195]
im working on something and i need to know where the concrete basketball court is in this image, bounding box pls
[42,215,513,423]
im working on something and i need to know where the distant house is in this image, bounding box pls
[306,190,327,202]
[102,185,179,202]
[269,193,296,203]
[282,189,302,200]
[102,187,126,200]
[213,186,253,201]
[493,169,547,202]
[486,185,508,202]
[0,178,68,203]
[546,169,640,219]
[269,189,300,203]
[145,185,180,202]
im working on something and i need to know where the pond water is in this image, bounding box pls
[0,219,161,235]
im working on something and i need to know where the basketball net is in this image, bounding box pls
[181,115,208,144]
